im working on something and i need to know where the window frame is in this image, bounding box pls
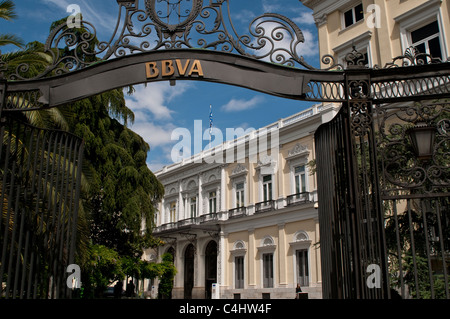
[296,249,310,287]
[262,174,273,202]
[231,240,247,289]
[341,2,364,29]
[208,191,217,214]
[396,1,448,63]
[169,201,177,223]
[189,196,197,219]
[294,165,307,195]
[235,181,245,208]
[409,20,443,60]
[262,253,274,288]
[235,256,245,289]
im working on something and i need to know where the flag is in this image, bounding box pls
[209,105,213,135]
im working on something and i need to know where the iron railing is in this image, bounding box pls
[228,207,247,219]
[286,192,310,206]
[0,117,84,299]
[255,200,276,213]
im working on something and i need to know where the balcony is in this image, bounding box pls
[286,192,310,206]
[154,222,177,232]
[199,213,219,224]
[255,200,276,213]
[177,217,198,227]
[228,207,247,219]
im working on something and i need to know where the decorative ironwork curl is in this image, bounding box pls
[3,0,331,81]
[378,46,444,69]
[377,101,450,194]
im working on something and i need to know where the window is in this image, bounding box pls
[294,166,307,195]
[343,3,364,28]
[411,21,443,60]
[235,256,244,289]
[296,250,309,287]
[262,175,273,202]
[209,191,217,214]
[263,253,274,288]
[236,182,245,208]
[169,202,176,223]
[190,197,197,218]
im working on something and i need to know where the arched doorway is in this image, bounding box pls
[205,241,218,299]
[184,244,195,299]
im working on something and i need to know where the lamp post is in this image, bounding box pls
[406,122,437,160]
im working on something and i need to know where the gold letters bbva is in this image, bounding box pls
[146,60,204,79]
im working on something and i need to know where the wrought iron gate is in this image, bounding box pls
[315,50,450,299]
[0,118,84,299]
[0,0,449,299]
[0,82,84,299]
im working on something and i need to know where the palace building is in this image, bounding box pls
[144,103,339,299]
[143,0,450,299]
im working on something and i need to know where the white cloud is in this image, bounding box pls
[296,29,319,57]
[221,96,264,112]
[126,84,174,120]
[131,121,176,149]
[126,82,193,121]
[262,0,281,12]
[292,12,315,25]
[125,82,194,150]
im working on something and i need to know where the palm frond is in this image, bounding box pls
[0,33,24,48]
[0,0,17,21]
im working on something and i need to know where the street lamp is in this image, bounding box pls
[406,122,437,160]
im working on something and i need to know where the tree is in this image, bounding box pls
[81,244,124,299]
[1,14,165,298]
[158,253,177,299]
[0,0,24,48]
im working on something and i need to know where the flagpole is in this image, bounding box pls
[209,105,212,149]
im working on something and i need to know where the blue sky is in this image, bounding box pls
[1,0,320,172]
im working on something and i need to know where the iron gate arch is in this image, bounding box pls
[0,0,449,299]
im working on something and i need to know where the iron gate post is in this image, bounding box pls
[344,65,390,299]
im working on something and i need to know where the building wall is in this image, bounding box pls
[306,0,450,68]
[149,104,338,299]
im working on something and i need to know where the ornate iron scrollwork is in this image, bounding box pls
[145,0,204,40]
[381,46,444,68]
[377,101,450,194]
[3,0,339,81]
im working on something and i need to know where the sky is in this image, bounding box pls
[1,0,320,172]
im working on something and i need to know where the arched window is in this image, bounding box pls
[262,236,275,247]
[234,240,245,250]
[295,231,309,242]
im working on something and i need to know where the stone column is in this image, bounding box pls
[248,228,256,287]
[278,223,287,286]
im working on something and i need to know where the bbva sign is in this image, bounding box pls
[145,59,204,79]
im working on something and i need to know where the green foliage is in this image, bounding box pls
[82,244,124,298]
[158,253,177,299]
[68,93,164,257]
[80,245,172,299]
[0,0,24,48]
[1,15,166,298]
